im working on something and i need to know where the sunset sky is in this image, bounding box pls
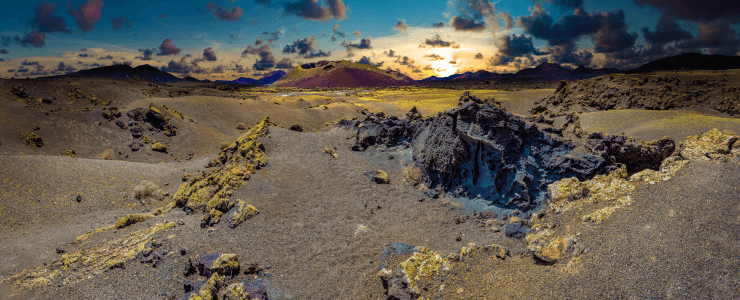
[0,0,738,80]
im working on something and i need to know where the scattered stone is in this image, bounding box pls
[504,222,527,238]
[197,253,240,277]
[76,195,81,202]
[61,149,76,158]
[56,247,65,254]
[21,132,43,148]
[226,201,259,229]
[364,170,389,184]
[129,142,142,151]
[324,146,338,158]
[177,220,185,226]
[289,122,304,132]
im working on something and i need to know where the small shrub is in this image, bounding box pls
[152,143,168,152]
[219,142,230,150]
[133,180,166,202]
[289,123,304,132]
[21,132,43,148]
[236,123,248,130]
[98,149,113,160]
[61,149,77,158]
[403,165,422,184]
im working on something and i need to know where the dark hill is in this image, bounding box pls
[272,61,415,87]
[67,64,183,83]
[628,53,740,73]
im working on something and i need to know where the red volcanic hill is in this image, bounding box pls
[271,60,416,87]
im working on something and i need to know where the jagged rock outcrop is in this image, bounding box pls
[340,92,675,213]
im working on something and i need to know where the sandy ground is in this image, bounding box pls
[2,77,740,299]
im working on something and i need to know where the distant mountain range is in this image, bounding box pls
[627,53,740,73]
[36,53,740,85]
[420,63,622,82]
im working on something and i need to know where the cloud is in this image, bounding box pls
[490,34,548,66]
[17,68,29,73]
[331,35,337,41]
[592,10,637,54]
[111,16,133,29]
[499,12,513,30]
[358,56,383,67]
[206,1,243,21]
[450,16,487,32]
[394,20,409,32]
[20,31,45,47]
[275,57,294,69]
[424,54,445,60]
[78,52,89,57]
[0,49,7,55]
[242,44,276,70]
[449,0,497,32]
[332,23,346,37]
[432,21,446,28]
[352,30,361,36]
[2,36,12,47]
[283,36,332,58]
[343,38,372,49]
[263,30,282,44]
[57,61,76,73]
[30,2,70,33]
[22,59,40,66]
[423,65,434,70]
[384,49,399,58]
[157,39,181,56]
[67,0,104,33]
[677,19,740,55]
[98,55,114,60]
[136,48,154,60]
[449,60,457,65]
[396,56,415,66]
[634,0,740,23]
[203,47,218,61]
[423,34,457,48]
[642,14,693,47]
[304,49,331,58]
[475,52,483,59]
[161,57,205,74]
[282,0,346,21]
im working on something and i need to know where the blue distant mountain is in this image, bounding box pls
[419,63,622,82]
[254,70,286,85]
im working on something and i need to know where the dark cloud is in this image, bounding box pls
[677,19,740,55]
[136,48,154,60]
[203,47,218,61]
[284,36,332,58]
[161,57,205,74]
[30,2,70,33]
[432,21,446,28]
[275,57,294,69]
[2,36,12,47]
[67,0,104,33]
[212,65,225,73]
[332,23,346,37]
[394,20,409,32]
[21,59,40,66]
[396,56,415,66]
[424,54,445,60]
[17,68,30,73]
[343,38,372,50]
[423,65,434,70]
[450,16,487,32]
[358,56,383,67]
[157,39,181,56]
[282,0,346,21]
[548,46,593,65]
[20,31,46,47]
[206,1,243,21]
[424,34,457,48]
[592,10,637,54]
[57,61,76,73]
[242,44,276,70]
[91,63,103,67]
[475,52,483,59]
[533,0,583,9]
[634,0,740,22]
[384,49,399,58]
[113,61,132,66]
[111,16,133,29]
[0,49,7,55]
[449,60,457,65]
[98,55,114,60]
[642,14,693,47]
[449,0,496,32]
[331,35,337,41]
[352,30,361,36]
[304,49,331,58]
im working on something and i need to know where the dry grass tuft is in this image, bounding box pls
[236,122,248,130]
[220,142,230,150]
[403,165,422,184]
[133,180,166,202]
[98,148,113,160]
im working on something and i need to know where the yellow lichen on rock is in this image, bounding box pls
[152,142,168,153]
[678,128,737,160]
[21,132,43,148]
[115,213,154,229]
[400,248,453,292]
[174,116,271,221]
[228,201,259,228]
[548,165,633,214]
[61,149,76,158]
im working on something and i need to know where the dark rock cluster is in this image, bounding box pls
[340,92,675,214]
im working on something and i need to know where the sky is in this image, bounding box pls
[0,0,738,80]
